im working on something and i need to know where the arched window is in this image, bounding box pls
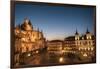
[89,36,91,39]
[91,47,94,51]
[87,36,89,39]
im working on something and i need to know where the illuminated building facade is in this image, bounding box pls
[14,18,46,65]
[47,29,95,59]
[64,29,95,58]
[14,18,95,66]
[47,40,63,55]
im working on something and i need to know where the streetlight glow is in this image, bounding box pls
[59,57,64,63]
[27,53,31,57]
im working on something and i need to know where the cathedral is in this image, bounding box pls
[14,18,46,65]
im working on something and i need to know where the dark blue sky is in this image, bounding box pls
[15,3,95,40]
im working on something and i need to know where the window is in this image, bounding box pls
[89,36,91,39]
[87,36,89,39]
[91,47,94,51]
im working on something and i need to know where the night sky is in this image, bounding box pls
[15,3,95,40]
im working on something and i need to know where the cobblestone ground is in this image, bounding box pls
[17,50,95,68]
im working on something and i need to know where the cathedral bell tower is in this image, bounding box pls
[75,29,80,40]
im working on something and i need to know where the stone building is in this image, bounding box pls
[14,18,46,65]
[46,29,95,58]
[64,29,95,58]
[47,40,63,55]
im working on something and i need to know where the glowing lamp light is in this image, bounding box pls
[59,57,64,63]
[36,50,39,54]
[27,53,31,57]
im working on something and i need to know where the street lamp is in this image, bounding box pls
[36,50,39,54]
[27,53,31,57]
[59,57,64,63]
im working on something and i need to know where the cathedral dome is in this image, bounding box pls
[21,18,33,31]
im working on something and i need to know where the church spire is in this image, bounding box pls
[75,28,79,35]
[37,27,39,32]
[37,27,40,39]
[41,29,43,37]
[86,28,90,34]
[41,29,43,33]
